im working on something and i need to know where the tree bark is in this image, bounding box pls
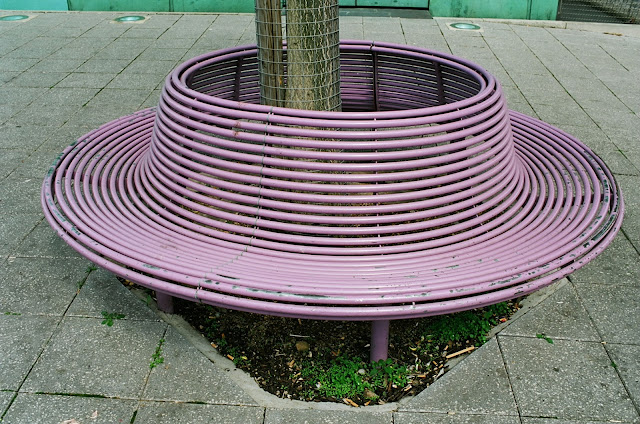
[255,0,286,107]
[285,0,341,111]
[255,0,341,111]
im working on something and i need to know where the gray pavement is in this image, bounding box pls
[1,10,639,423]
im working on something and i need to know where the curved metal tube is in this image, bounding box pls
[42,41,623,321]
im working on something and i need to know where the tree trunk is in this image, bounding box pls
[255,0,341,112]
[255,0,286,107]
[285,0,341,111]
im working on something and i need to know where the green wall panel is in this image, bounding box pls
[2,0,555,19]
[357,0,426,7]
[429,0,557,20]
[430,0,527,19]
[172,0,254,13]
[0,0,68,10]
[529,0,557,20]
[68,0,170,11]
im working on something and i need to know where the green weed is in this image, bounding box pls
[77,263,98,292]
[536,333,554,344]
[370,358,409,389]
[421,302,510,346]
[101,311,125,326]
[300,356,367,399]
[298,356,408,400]
[150,338,165,369]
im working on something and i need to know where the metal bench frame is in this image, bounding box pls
[42,41,623,361]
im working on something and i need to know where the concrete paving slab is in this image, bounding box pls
[363,32,407,44]
[35,87,101,107]
[137,47,195,61]
[76,58,132,74]
[0,125,50,150]
[67,268,159,321]
[570,235,640,286]
[99,41,152,60]
[0,71,20,85]
[41,25,88,38]
[395,412,520,424]
[0,148,29,179]
[577,284,640,345]
[81,25,130,39]
[0,105,21,125]
[64,105,138,128]
[554,125,639,176]
[617,177,640,242]
[9,103,80,128]
[617,175,640,203]
[0,87,44,109]
[85,88,152,109]
[607,343,640,409]
[134,402,264,424]
[0,176,47,214]
[499,336,638,422]
[0,214,42,257]
[149,37,197,49]
[141,14,181,28]
[400,338,517,415]
[13,220,82,259]
[4,46,64,61]
[56,72,117,89]
[0,391,15,416]
[143,326,256,405]
[4,71,69,88]
[531,102,593,127]
[9,148,62,179]
[47,42,108,60]
[142,91,162,108]
[0,257,87,315]
[507,101,537,117]
[0,314,59,390]
[106,72,165,90]
[264,408,391,424]
[500,283,600,341]
[119,26,167,39]
[122,59,177,76]
[1,393,137,424]
[521,419,622,424]
[0,57,38,73]
[39,125,96,152]
[22,317,166,398]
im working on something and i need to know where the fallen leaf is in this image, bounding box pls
[61,420,80,424]
[91,410,98,419]
[295,340,310,352]
[343,398,358,407]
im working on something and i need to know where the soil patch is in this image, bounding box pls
[173,297,521,406]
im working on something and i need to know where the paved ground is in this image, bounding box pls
[0,10,639,424]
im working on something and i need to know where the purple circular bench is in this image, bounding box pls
[42,41,623,360]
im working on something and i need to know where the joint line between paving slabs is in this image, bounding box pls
[571,277,640,417]
[1,314,66,417]
[495,335,524,422]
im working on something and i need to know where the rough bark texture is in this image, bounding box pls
[285,0,341,111]
[255,0,341,111]
[256,0,286,107]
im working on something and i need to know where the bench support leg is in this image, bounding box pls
[156,291,174,314]
[370,320,390,362]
